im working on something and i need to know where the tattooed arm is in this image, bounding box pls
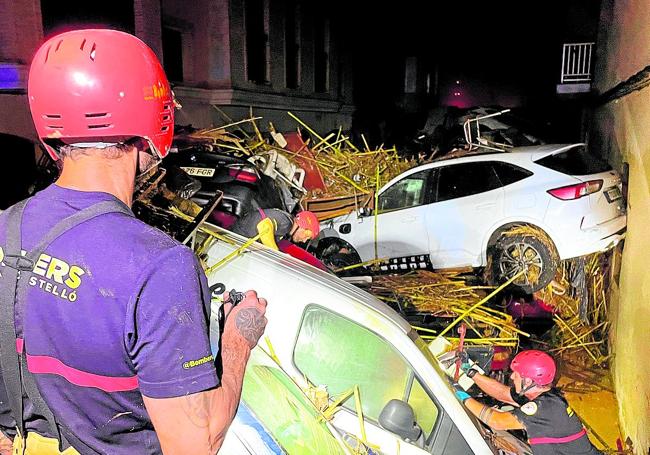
[143,291,267,455]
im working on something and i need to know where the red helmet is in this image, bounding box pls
[295,211,320,239]
[28,29,174,161]
[510,350,556,386]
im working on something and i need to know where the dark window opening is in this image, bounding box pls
[534,146,612,176]
[337,54,345,98]
[404,56,417,94]
[245,0,269,84]
[435,162,501,202]
[285,0,300,89]
[41,0,135,36]
[314,17,329,93]
[162,27,184,82]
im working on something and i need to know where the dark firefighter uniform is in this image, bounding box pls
[231,208,294,244]
[511,387,602,455]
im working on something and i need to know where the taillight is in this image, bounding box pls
[547,180,603,200]
[228,168,259,183]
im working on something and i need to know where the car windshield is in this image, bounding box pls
[534,146,612,175]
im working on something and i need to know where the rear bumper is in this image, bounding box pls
[557,214,627,259]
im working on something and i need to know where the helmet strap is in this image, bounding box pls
[289,223,299,237]
[136,141,161,176]
[518,378,537,396]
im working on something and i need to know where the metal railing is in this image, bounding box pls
[561,42,594,83]
[463,108,512,152]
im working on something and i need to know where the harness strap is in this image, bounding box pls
[0,200,29,444]
[529,428,587,445]
[0,196,133,453]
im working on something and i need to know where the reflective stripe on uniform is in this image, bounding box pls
[529,428,587,445]
[15,338,138,393]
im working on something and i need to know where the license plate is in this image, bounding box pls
[181,166,215,177]
[604,186,622,202]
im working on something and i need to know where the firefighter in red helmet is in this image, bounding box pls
[453,350,602,454]
[0,29,266,455]
[231,208,320,251]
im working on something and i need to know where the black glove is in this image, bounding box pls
[466,367,480,379]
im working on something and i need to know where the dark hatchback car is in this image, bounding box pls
[162,138,292,229]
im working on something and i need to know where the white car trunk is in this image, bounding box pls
[578,170,625,229]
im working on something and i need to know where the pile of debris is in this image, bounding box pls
[362,250,615,386]
[368,270,524,348]
[413,106,547,160]
[177,111,415,221]
[285,113,414,198]
[538,250,614,370]
[149,111,615,377]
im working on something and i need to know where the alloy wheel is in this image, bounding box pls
[498,241,544,287]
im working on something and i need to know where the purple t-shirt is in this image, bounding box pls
[0,184,219,454]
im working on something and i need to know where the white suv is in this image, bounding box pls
[318,144,626,291]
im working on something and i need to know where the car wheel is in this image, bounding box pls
[491,229,559,293]
[310,237,363,274]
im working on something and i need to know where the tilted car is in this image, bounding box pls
[316,144,626,292]
[196,226,531,454]
[163,137,303,230]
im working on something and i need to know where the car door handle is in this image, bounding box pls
[476,202,496,210]
[401,216,417,222]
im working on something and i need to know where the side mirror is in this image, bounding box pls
[358,206,373,217]
[378,399,424,446]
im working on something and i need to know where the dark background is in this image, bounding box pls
[36,0,602,147]
[338,0,601,146]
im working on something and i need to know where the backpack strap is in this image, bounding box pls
[0,197,133,453]
[0,200,29,446]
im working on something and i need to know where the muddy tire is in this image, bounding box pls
[490,229,559,293]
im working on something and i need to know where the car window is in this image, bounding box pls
[491,161,533,186]
[534,146,612,175]
[293,306,440,438]
[435,162,501,202]
[408,377,439,437]
[378,169,430,213]
[241,349,348,454]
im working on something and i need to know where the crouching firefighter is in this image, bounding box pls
[452,350,602,455]
[230,208,328,270]
[0,29,267,455]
